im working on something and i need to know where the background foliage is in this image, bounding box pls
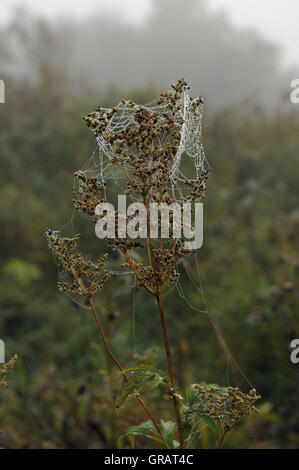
[0,3,299,449]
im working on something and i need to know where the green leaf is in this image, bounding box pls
[184,384,223,442]
[118,364,169,407]
[118,432,136,449]
[118,374,153,406]
[124,364,169,381]
[160,420,176,447]
[118,420,164,449]
[196,413,222,441]
[118,419,177,449]
[185,384,200,406]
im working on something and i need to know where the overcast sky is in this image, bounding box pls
[1,0,298,67]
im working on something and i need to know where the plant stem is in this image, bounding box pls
[217,424,234,449]
[143,194,155,269]
[89,297,170,449]
[156,294,184,448]
[217,432,226,449]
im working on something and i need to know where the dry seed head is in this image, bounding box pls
[45,229,110,297]
[0,354,18,387]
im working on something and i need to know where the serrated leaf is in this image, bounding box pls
[118,373,149,406]
[124,364,169,382]
[118,419,177,449]
[118,420,164,449]
[118,364,169,407]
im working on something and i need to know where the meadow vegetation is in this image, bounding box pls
[0,73,298,448]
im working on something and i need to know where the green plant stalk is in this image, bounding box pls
[89,297,170,449]
[156,294,184,449]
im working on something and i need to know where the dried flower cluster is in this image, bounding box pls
[184,383,260,430]
[122,242,190,295]
[83,78,209,202]
[75,79,210,296]
[72,171,106,217]
[0,354,18,387]
[45,229,110,297]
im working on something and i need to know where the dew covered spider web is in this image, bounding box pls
[75,85,210,206]
[57,84,255,405]
[65,85,211,302]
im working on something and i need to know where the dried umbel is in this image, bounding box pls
[72,170,106,217]
[122,242,191,295]
[183,383,261,446]
[0,354,18,387]
[83,78,209,201]
[44,232,170,448]
[45,229,110,297]
[74,79,210,296]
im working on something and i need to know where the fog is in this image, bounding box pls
[1,0,296,109]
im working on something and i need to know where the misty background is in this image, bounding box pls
[1,0,299,449]
[1,0,298,109]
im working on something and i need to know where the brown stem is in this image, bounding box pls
[143,194,155,270]
[89,297,170,449]
[217,432,226,449]
[125,250,152,295]
[122,164,133,185]
[217,424,234,449]
[156,294,184,448]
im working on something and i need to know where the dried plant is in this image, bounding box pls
[45,229,169,449]
[182,384,260,448]
[46,79,260,449]
[0,355,18,388]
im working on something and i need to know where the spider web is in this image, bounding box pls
[56,86,255,395]
[76,86,210,205]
